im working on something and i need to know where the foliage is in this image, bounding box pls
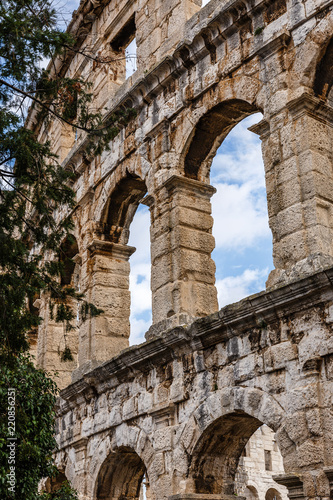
[0,0,135,497]
[0,355,58,499]
[39,481,79,500]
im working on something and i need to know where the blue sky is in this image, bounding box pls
[52,0,273,345]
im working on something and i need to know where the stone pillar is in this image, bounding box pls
[251,94,333,287]
[73,240,135,380]
[136,0,201,73]
[36,293,79,390]
[147,175,218,332]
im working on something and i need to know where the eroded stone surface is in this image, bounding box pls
[27,0,333,498]
[54,270,333,500]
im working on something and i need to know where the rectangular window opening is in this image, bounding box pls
[110,15,137,79]
[264,450,272,471]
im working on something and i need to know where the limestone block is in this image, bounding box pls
[216,365,234,389]
[245,388,264,414]
[151,250,216,291]
[92,335,129,362]
[234,354,264,383]
[138,391,153,414]
[263,342,297,372]
[109,405,122,427]
[180,416,199,451]
[91,255,130,274]
[91,271,130,288]
[299,170,333,203]
[285,384,319,413]
[123,396,137,420]
[262,132,282,169]
[170,379,187,403]
[153,427,173,451]
[193,402,212,431]
[284,412,308,444]
[91,314,130,338]
[169,226,215,254]
[306,408,323,437]
[272,230,308,267]
[153,383,170,406]
[272,178,303,213]
[273,204,305,238]
[298,327,329,366]
[149,452,165,479]
[295,117,332,158]
[296,438,325,467]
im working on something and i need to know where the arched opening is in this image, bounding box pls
[266,488,283,500]
[101,172,147,244]
[189,414,287,499]
[313,37,333,104]
[57,235,80,367]
[44,470,68,494]
[100,172,151,346]
[210,113,273,306]
[59,235,79,287]
[183,100,273,308]
[184,100,258,181]
[95,447,149,500]
[190,412,262,495]
[243,485,259,500]
[235,426,288,500]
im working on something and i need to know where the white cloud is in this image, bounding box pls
[211,113,271,251]
[212,182,270,250]
[129,263,152,316]
[216,268,269,307]
[129,317,152,346]
[128,207,151,262]
[210,113,264,186]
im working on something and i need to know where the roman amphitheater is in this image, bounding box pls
[28,0,333,498]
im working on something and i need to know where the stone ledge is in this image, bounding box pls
[57,266,333,414]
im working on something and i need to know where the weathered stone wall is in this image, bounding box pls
[55,270,333,500]
[29,0,333,387]
[27,0,333,498]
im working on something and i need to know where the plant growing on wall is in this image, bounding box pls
[0,0,136,497]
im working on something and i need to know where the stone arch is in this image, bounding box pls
[97,170,147,244]
[89,426,155,500]
[95,446,147,500]
[265,488,282,500]
[244,484,260,500]
[59,234,79,286]
[179,388,286,496]
[99,171,147,244]
[183,99,259,181]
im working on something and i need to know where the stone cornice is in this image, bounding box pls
[57,266,333,416]
[287,93,333,126]
[88,240,136,259]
